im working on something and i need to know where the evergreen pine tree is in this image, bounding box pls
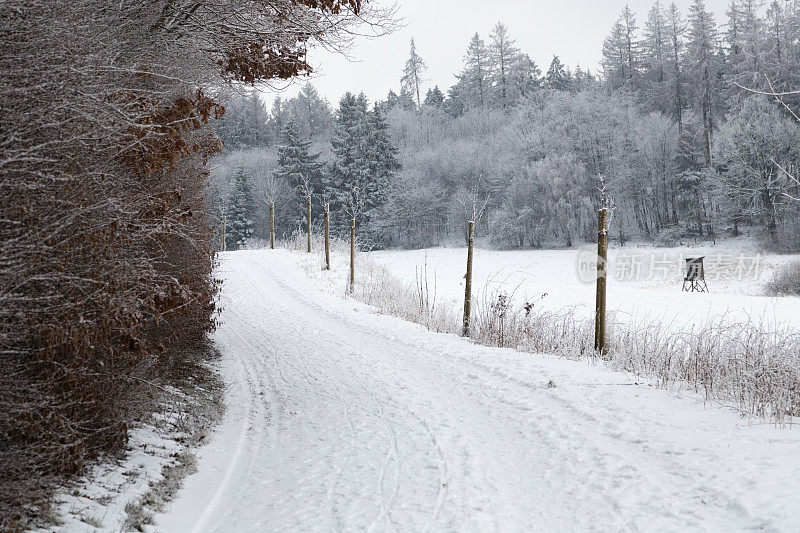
[382,89,399,111]
[444,82,467,117]
[488,22,521,108]
[602,7,641,89]
[327,93,400,246]
[460,33,489,108]
[642,1,670,113]
[667,1,687,132]
[510,53,542,99]
[227,167,255,250]
[275,120,323,217]
[545,56,571,91]
[572,65,596,91]
[327,93,374,230]
[424,86,445,108]
[216,92,272,149]
[398,86,418,111]
[368,105,401,204]
[686,0,721,165]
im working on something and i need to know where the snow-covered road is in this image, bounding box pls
[157,250,800,532]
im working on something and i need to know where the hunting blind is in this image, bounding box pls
[682,257,709,293]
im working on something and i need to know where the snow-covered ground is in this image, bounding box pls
[155,249,800,532]
[39,406,191,532]
[369,243,800,330]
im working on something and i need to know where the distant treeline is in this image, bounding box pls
[216,0,800,251]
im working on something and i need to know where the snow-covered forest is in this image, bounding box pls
[216,0,800,251]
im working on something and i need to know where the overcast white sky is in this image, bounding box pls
[261,0,731,107]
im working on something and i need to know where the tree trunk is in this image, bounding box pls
[463,221,475,337]
[595,208,609,356]
[306,195,312,253]
[269,202,275,250]
[324,203,330,270]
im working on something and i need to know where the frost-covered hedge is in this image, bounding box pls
[768,261,800,296]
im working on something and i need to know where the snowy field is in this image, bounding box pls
[368,242,800,331]
[154,249,800,532]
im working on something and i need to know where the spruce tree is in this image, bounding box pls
[545,56,571,91]
[327,93,374,229]
[376,89,400,114]
[460,33,489,108]
[398,87,417,111]
[227,167,255,250]
[488,22,521,108]
[216,92,272,149]
[642,1,670,113]
[275,120,323,217]
[602,7,640,89]
[444,82,467,117]
[327,93,400,245]
[368,105,401,207]
[667,2,687,132]
[686,0,720,165]
[510,53,542,98]
[424,86,445,108]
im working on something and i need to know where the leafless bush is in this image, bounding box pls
[767,261,800,296]
[612,319,800,420]
[472,291,594,358]
[349,253,459,334]
[281,226,328,253]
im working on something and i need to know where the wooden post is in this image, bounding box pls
[595,208,609,355]
[324,203,331,271]
[306,195,312,254]
[349,218,356,293]
[221,215,226,252]
[462,221,475,337]
[269,202,275,250]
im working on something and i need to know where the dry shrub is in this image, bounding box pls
[472,292,594,358]
[355,257,461,334]
[768,261,800,296]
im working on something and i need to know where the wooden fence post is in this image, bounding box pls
[269,202,275,250]
[324,203,331,271]
[306,195,312,254]
[349,218,355,293]
[221,215,226,252]
[462,220,475,337]
[595,208,609,355]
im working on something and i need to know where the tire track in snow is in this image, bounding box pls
[186,323,266,533]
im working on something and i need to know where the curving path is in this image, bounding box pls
[157,250,800,532]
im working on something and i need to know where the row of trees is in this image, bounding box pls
[219,92,400,249]
[602,0,800,166]
[215,83,336,150]
[0,0,380,527]
[213,0,800,253]
[374,1,800,249]
[395,24,591,115]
